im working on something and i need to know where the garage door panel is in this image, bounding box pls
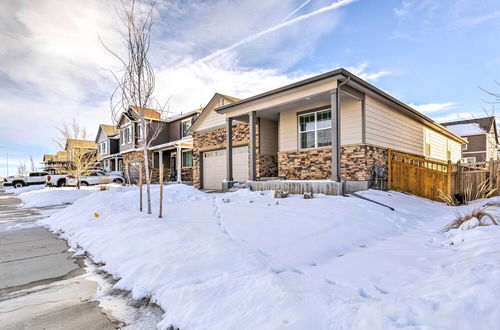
[202,147,248,189]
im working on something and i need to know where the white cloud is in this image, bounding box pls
[407,102,455,113]
[393,0,415,17]
[345,63,391,82]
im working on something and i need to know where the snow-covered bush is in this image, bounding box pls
[443,206,498,231]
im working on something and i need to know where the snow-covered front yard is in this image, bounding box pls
[18,184,500,329]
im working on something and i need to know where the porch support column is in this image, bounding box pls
[331,88,341,182]
[176,145,182,183]
[226,117,233,181]
[249,111,257,181]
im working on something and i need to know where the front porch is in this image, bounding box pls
[100,154,123,172]
[222,83,373,194]
[151,139,194,184]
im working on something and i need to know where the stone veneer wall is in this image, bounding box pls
[122,150,159,183]
[278,144,389,182]
[257,154,278,178]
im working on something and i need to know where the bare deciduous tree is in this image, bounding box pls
[101,0,169,214]
[54,119,91,150]
[17,161,26,175]
[29,155,35,172]
[67,148,97,190]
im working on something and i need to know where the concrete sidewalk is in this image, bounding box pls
[0,189,116,329]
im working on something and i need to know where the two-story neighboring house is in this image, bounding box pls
[442,116,498,163]
[95,124,121,171]
[117,106,163,182]
[42,150,69,174]
[150,108,202,183]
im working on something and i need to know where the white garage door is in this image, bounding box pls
[203,146,249,189]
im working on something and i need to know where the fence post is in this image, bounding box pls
[489,158,495,185]
[448,160,451,196]
[456,160,461,194]
[387,149,392,190]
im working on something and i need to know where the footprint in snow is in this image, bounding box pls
[359,288,370,299]
[374,285,389,295]
[307,261,317,266]
[291,268,304,274]
[325,278,337,286]
[257,249,271,257]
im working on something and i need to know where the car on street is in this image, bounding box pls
[3,171,49,188]
[45,174,69,187]
[66,170,125,186]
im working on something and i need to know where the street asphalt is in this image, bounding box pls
[0,188,117,329]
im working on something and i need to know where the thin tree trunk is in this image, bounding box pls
[126,163,131,186]
[139,164,143,212]
[143,148,152,214]
[159,157,164,218]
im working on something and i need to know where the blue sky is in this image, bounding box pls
[1,0,499,177]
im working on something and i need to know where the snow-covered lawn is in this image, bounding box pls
[38,185,500,329]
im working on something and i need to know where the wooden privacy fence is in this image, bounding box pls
[388,150,452,201]
[452,160,500,198]
[388,150,500,201]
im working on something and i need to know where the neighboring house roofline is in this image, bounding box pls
[95,124,119,143]
[441,116,498,143]
[189,93,240,134]
[215,68,465,144]
[164,108,203,123]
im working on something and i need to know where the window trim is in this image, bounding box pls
[181,118,192,138]
[297,109,332,150]
[121,125,133,145]
[462,137,468,151]
[181,149,193,167]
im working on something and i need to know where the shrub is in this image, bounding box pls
[274,190,289,198]
[443,205,498,231]
[439,178,497,206]
[99,184,109,191]
[303,192,314,199]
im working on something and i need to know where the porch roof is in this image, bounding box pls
[216,68,465,144]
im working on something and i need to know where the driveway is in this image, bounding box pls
[0,189,117,329]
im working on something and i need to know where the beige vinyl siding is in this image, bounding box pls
[448,139,462,162]
[228,79,338,118]
[197,106,226,131]
[259,119,278,155]
[341,98,362,145]
[278,99,362,152]
[365,96,424,156]
[487,133,498,160]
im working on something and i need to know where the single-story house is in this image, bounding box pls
[442,116,498,163]
[189,68,465,193]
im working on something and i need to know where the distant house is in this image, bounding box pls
[42,151,69,174]
[189,69,465,192]
[149,108,202,183]
[116,106,201,183]
[95,124,121,171]
[64,139,98,161]
[442,116,498,163]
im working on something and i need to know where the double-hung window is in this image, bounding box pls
[121,125,132,144]
[298,109,332,149]
[182,150,193,167]
[99,141,106,154]
[181,118,192,138]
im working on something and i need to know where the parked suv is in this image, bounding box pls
[3,171,49,188]
[66,170,124,186]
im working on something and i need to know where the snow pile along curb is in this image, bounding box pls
[40,185,500,329]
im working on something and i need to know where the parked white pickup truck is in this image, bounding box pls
[3,171,49,188]
[66,170,125,186]
[45,174,69,187]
